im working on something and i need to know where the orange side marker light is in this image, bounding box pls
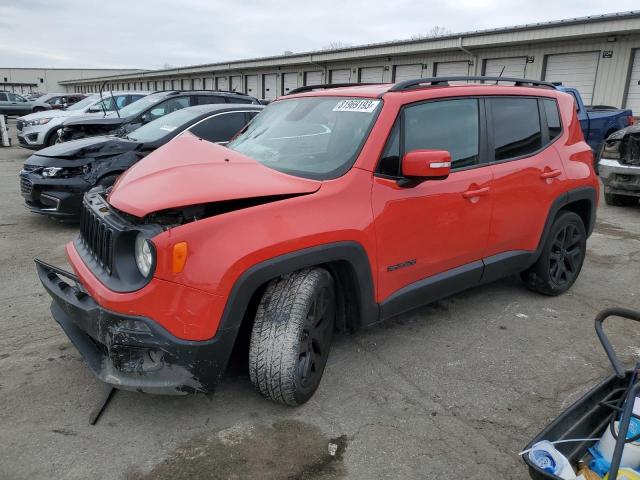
[172,242,188,273]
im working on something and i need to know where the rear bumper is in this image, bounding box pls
[599,158,640,197]
[19,171,88,217]
[36,260,237,395]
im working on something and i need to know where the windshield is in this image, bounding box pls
[67,95,98,111]
[118,94,164,118]
[127,107,202,143]
[227,97,381,180]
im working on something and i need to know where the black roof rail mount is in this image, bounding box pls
[287,83,369,95]
[388,76,557,92]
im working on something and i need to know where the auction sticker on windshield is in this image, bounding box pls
[332,99,380,113]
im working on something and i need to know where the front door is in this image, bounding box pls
[372,98,493,303]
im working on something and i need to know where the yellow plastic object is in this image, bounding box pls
[604,468,640,479]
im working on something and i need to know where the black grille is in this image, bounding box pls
[79,202,114,274]
[20,177,32,196]
[16,120,24,131]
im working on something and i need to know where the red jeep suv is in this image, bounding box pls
[37,77,599,405]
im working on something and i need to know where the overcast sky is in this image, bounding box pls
[1,0,638,70]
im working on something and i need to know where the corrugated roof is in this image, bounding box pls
[60,10,640,84]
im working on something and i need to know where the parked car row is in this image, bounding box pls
[25,76,604,407]
[0,91,85,116]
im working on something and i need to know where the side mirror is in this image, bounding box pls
[401,149,451,184]
[140,114,151,124]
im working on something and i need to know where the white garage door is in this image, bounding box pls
[544,51,600,105]
[193,78,202,90]
[435,61,469,77]
[263,74,277,100]
[394,64,423,82]
[245,75,258,97]
[230,76,242,92]
[305,71,323,86]
[625,49,640,116]
[216,77,228,91]
[282,73,298,95]
[330,69,351,83]
[205,78,214,90]
[484,57,527,78]
[359,67,384,83]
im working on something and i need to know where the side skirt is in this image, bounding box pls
[379,251,535,322]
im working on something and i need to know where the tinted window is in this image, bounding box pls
[404,98,480,169]
[189,112,248,143]
[543,99,562,141]
[377,121,400,177]
[0,93,7,101]
[9,93,26,102]
[490,98,542,161]
[196,95,225,105]
[229,97,253,104]
[147,97,191,120]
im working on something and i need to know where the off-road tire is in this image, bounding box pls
[249,268,336,406]
[521,211,586,296]
[604,192,637,207]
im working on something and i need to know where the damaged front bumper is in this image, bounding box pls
[36,260,236,395]
[19,171,89,218]
[599,158,640,198]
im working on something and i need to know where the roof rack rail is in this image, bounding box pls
[388,76,557,92]
[287,83,368,95]
[149,89,250,96]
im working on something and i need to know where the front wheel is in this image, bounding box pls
[249,268,336,406]
[521,211,587,296]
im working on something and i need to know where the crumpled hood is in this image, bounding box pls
[25,136,141,166]
[109,132,322,217]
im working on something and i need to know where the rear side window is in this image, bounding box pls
[196,95,225,105]
[543,99,562,141]
[404,98,480,169]
[229,97,253,104]
[189,112,248,143]
[489,98,542,161]
[0,93,7,101]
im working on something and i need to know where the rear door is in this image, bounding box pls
[372,97,493,303]
[485,96,567,260]
[0,92,10,114]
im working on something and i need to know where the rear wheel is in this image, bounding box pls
[521,211,586,296]
[604,192,637,207]
[249,268,335,406]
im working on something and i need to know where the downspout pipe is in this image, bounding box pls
[458,37,478,75]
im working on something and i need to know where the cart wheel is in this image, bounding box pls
[521,211,586,296]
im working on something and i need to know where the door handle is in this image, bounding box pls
[540,169,562,180]
[462,186,490,199]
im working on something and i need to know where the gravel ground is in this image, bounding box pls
[0,119,639,480]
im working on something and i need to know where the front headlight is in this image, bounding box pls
[134,233,155,277]
[42,167,63,177]
[27,118,51,126]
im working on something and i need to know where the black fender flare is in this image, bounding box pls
[531,185,597,264]
[216,241,379,334]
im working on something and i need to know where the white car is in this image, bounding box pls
[16,91,148,149]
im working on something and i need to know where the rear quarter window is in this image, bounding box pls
[543,99,562,141]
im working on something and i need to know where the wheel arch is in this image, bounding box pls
[219,241,379,357]
[532,186,597,265]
